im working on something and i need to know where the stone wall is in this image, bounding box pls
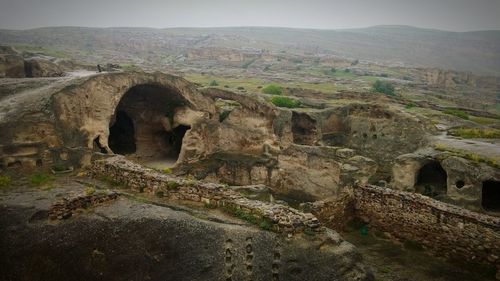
[90,156,320,233]
[354,185,500,274]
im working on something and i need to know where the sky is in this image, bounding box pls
[0,0,499,31]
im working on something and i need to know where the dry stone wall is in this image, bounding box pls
[354,185,500,273]
[90,156,321,233]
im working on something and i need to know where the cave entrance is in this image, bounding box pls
[292,112,317,145]
[482,180,500,212]
[109,111,136,154]
[414,161,447,198]
[108,84,189,165]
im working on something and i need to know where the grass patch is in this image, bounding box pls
[449,128,500,139]
[262,84,283,95]
[29,173,54,187]
[0,175,12,188]
[443,108,469,120]
[12,44,69,58]
[434,144,500,168]
[469,116,500,125]
[222,205,274,231]
[162,167,172,174]
[270,96,301,108]
[120,64,141,71]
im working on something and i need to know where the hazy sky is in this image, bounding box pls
[1,0,499,31]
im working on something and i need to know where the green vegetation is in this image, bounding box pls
[0,175,12,188]
[85,185,96,195]
[469,115,500,126]
[434,144,500,168]
[166,181,179,191]
[449,128,500,139]
[209,80,219,86]
[262,84,283,95]
[259,219,272,230]
[29,173,54,187]
[203,202,217,209]
[12,44,69,58]
[219,110,231,122]
[372,80,395,96]
[443,108,469,120]
[270,96,301,108]
[304,227,316,236]
[405,102,417,109]
[222,205,274,231]
[162,167,172,174]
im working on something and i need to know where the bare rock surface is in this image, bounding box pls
[0,179,373,281]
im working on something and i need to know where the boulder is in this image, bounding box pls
[24,58,64,77]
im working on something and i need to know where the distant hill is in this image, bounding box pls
[1,25,499,76]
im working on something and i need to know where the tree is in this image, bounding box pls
[372,80,395,96]
[209,80,219,86]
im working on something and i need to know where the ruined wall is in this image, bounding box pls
[354,185,500,272]
[91,156,321,233]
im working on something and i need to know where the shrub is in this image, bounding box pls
[259,219,272,230]
[344,68,350,73]
[163,167,172,174]
[372,80,395,96]
[405,103,417,109]
[219,110,231,122]
[443,109,469,120]
[262,84,283,95]
[166,181,179,191]
[0,175,12,188]
[209,80,219,86]
[270,96,301,108]
[85,185,96,195]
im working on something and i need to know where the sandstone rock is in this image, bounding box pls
[336,148,355,158]
[0,54,25,78]
[24,58,64,77]
[0,188,374,281]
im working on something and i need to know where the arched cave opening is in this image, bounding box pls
[414,161,447,198]
[292,112,317,145]
[108,84,189,164]
[109,111,136,154]
[482,180,500,212]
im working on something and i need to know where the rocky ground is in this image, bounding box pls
[0,174,373,281]
[1,173,497,281]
